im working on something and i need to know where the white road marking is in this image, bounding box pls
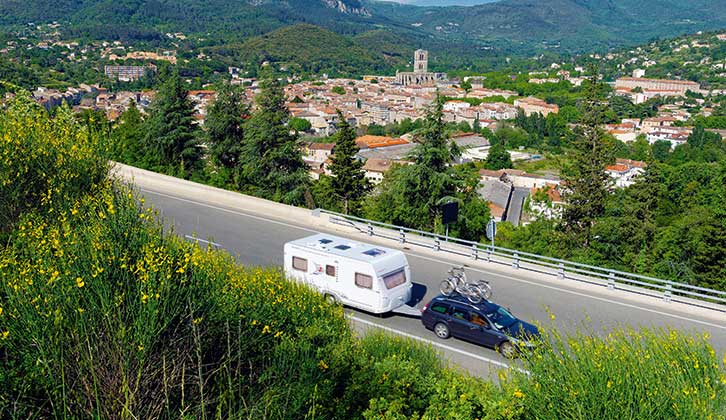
[138,187,726,332]
[348,314,529,374]
[183,235,223,248]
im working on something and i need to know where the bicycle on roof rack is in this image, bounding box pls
[439,266,493,304]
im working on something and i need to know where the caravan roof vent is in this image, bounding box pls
[363,248,386,257]
[318,238,333,244]
[334,244,351,251]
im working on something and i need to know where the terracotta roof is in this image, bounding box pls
[616,158,647,168]
[188,90,216,96]
[355,135,409,149]
[616,77,700,86]
[488,203,506,218]
[606,164,629,172]
[479,169,505,178]
[363,158,393,173]
[531,184,562,203]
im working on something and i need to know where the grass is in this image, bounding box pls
[512,152,567,176]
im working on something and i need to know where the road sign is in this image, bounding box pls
[486,219,497,241]
[441,201,459,225]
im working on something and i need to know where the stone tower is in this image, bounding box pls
[414,49,428,74]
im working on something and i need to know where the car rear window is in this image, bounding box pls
[430,303,448,314]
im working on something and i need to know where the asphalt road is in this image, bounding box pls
[136,186,726,379]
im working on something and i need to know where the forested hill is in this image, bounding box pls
[366,0,726,51]
[203,24,410,76]
[0,0,387,40]
[1,0,725,55]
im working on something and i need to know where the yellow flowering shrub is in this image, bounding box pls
[508,325,726,420]
[0,91,108,237]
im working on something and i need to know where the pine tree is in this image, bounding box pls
[367,95,460,230]
[329,111,370,214]
[206,83,248,170]
[144,72,202,177]
[112,100,145,166]
[561,69,615,247]
[473,117,481,133]
[239,74,309,205]
[366,95,489,240]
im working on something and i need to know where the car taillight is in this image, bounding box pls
[422,300,432,313]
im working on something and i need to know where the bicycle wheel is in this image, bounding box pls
[464,284,483,304]
[477,281,493,300]
[440,279,456,296]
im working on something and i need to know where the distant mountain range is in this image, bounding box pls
[0,0,724,57]
[388,0,499,6]
[366,0,726,51]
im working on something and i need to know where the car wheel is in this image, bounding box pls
[433,322,450,339]
[324,294,337,305]
[498,341,517,359]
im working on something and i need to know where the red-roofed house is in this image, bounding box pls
[606,159,647,188]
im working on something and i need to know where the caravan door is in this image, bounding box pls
[310,260,338,295]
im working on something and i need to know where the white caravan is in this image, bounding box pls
[284,234,416,314]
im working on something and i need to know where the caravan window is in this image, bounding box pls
[325,265,336,276]
[292,256,308,272]
[383,269,406,289]
[355,273,373,289]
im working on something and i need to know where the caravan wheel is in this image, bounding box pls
[324,294,338,305]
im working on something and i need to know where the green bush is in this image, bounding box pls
[0,91,108,236]
[509,325,726,420]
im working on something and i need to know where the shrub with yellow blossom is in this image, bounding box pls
[507,324,726,420]
[0,91,109,238]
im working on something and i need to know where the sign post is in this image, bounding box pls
[486,218,496,249]
[441,200,459,241]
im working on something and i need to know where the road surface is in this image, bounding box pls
[134,184,726,379]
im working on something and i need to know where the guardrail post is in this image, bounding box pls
[367,222,373,236]
[471,244,478,260]
[664,284,672,303]
[512,253,520,269]
[434,237,440,251]
[557,262,565,279]
[399,229,406,244]
[486,245,492,262]
[608,272,615,290]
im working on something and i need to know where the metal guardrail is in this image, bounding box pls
[313,209,726,313]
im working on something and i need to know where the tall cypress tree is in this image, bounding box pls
[144,72,202,177]
[112,100,145,166]
[561,69,615,247]
[329,110,370,215]
[239,74,309,205]
[206,83,248,171]
[366,95,489,240]
[367,95,460,230]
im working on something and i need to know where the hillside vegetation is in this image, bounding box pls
[204,24,404,77]
[582,31,726,89]
[365,0,726,51]
[1,0,725,56]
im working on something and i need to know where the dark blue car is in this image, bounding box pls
[421,294,540,358]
